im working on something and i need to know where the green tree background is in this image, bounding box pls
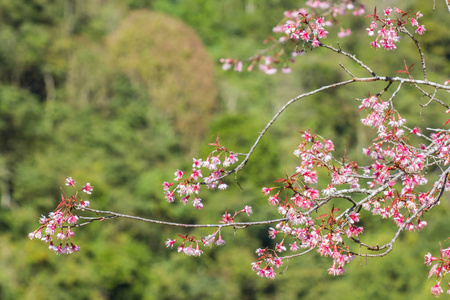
[0,0,449,299]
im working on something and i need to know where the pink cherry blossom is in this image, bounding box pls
[431,283,443,297]
[82,183,93,194]
[65,177,75,187]
[215,234,226,246]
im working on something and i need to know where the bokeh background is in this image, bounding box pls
[0,0,449,299]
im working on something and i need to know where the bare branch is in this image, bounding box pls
[420,87,439,108]
[399,27,428,81]
[76,207,286,228]
[320,43,377,76]
[280,247,315,260]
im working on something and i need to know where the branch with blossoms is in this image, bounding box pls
[28,178,93,254]
[30,0,450,297]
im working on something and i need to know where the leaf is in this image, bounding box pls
[317,213,328,220]
[396,60,415,74]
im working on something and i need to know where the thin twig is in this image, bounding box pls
[416,85,449,109]
[320,43,377,76]
[76,206,287,228]
[280,247,315,260]
[420,87,438,108]
[399,27,428,81]
[339,63,355,78]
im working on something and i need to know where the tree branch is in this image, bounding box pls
[76,207,287,228]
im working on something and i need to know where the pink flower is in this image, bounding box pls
[346,224,364,238]
[416,220,427,231]
[28,231,36,240]
[174,170,185,181]
[316,17,325,26]
[79,200,90,210]
[282,67,292,74]
[62,243,71,254]
[184,245,195,256]
[268,194,279,206]
[202,235,215,246]
[192,197,203,210]
[265,267,276,279]
[410,18,418,26]
[415,25,426,35]
[162,181,174,191]
[304,188,319,200]
[190,169,202,180]
[71,243,80,252]
[384,7,392,16]
[272,257,283,268]
[54,244,63,255]
[67,214,79,225]
[192,158,203,168]
[66,228,75,238]
[411,127,421,135]
[220,58,233,71]
[221,212,232,223]
[164,191,175,203]
[348,212,360,224]
[241,205,253,216]
[82,183,93,194]
[215,234,226,246]
[302,170,318,184]
[234,61,243,72]
[328,263,345,276]
[251,261,261,272]
[431,283,443,297]
[262,187,273,195]
[441,247,450,258]
[337,29,351,38]
[218,182,228,190]
[194,244,203,256]
[311,37,320,47]
[275,242,286,253]
[56,230,65,240]
[259,65,277,75]
[290,241,299,251]
[370,39,380,49]
[65,177,75,187]
[255,248,265,256]
[317,28,328,39]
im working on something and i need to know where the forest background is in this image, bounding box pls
[0,0,449,299]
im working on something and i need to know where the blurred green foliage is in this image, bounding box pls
[0,0,449,299]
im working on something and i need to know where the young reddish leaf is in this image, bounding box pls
[317,213,329,220]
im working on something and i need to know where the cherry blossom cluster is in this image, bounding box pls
[28,177,93,254]
[249,87,450,281]
[366,7,425,50]
[164,206,253,257]
[220,1,364,75]
[163,135,239,209]
[254,132,362,278]
[357,94,440,230]
[425,246,450,297]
